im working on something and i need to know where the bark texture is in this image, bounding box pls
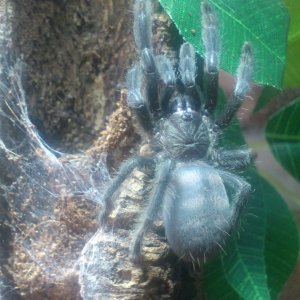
[10,0,136,151]
[0,0,196,299]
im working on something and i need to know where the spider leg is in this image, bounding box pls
[201,2,220,114]
[179,43,202,110]
[100,156,155,225]
[156,55,176,115]
[211,148,256,171]
[134,0,159,114]
[127,65,153,132]
[215,42,253,129]
[131,159,173,263]
[218,170,251,225]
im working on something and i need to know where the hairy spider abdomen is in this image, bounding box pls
[163,162,233,261]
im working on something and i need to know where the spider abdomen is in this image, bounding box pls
[163,162,233,262]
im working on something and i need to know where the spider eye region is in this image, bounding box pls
[170,94,199,114]
[181,111,193,121]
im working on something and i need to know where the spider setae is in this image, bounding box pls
[101,0,255,263]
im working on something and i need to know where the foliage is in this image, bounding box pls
[204,174,299,300]
[266,98,300,182]
[283,0,300,88]
[253,86,279,112]
[159,0,299,299]
[203,91,299,300]
[159,0,289,88]
[255,0,300,111]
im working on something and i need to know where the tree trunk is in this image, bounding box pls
[0,0,198,299]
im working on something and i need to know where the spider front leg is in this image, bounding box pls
[134,0,159,114]
[131,159,173,263]
[156,55,176,114]
[100,156,155,225]
[201,2,220,114]
[127,65,153,132]
[218,170,251,226]
[179,43,203,110]
[215,42,253,129]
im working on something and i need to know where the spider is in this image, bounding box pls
[100,0,255,263]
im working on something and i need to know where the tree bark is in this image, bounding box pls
[10,0,136,151]
[0,0,197,299]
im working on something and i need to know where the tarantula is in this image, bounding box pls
[101,0,255,263]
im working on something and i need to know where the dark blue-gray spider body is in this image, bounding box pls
[101,0,254,264]
[159,96,247,262]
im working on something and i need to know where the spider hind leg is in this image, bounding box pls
[130,160,172,262]
[100,156,155,225]
[218,170,251,226]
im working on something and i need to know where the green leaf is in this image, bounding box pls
[283,0,300,88]
[263,177,299,299]
[220,173,270,300]
[159,0,289,88]
[254,86,280,112]
[204,258,242,300]
[204,171,270,300]
[202,91,299,299]
[266,98,300,182]
[220,175,298,300]
[204,167,299,300]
